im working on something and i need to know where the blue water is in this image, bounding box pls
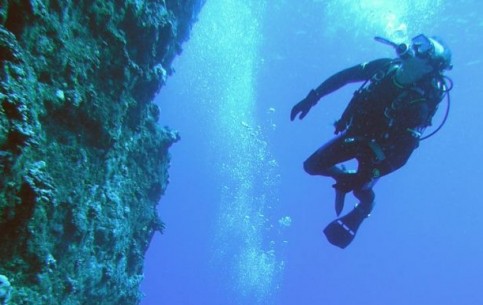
[141,1,483,304]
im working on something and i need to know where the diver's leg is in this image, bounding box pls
[339,185,376,234]
[353,186,376,216]
[303,134,365,215]
[304,136,376,193]
[333,151,377,214]
[303,133,356,178]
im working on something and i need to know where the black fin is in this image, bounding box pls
[323,207,367,249]
[335,189,346,216]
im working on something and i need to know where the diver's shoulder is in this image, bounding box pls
[361,58,393,69]
[357,58,393,77]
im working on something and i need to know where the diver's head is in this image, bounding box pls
[376,34,452,85]
[374,34,452,72]
[410,34,452,71]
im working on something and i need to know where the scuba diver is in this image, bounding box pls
[290,34,453,248]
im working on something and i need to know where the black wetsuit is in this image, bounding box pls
[303,58,445,196]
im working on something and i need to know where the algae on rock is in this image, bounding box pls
[0,1,204,304]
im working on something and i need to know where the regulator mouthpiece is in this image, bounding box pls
[374,36,411,59]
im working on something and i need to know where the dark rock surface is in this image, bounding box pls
[0,1,204,304]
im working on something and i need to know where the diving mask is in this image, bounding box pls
[411,34,436,59]
[375,34,452,70]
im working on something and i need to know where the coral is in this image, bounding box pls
[0,0,204,304]
[0,275,11,305]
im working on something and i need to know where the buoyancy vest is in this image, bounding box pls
[341,61,445,141]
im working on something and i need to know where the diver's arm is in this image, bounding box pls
[291,58,392,121]
[312,58,393,100]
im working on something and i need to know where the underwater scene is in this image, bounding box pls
[141,0,483,305]
[2,0,482,304]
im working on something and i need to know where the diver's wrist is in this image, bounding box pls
[309,89,320,105]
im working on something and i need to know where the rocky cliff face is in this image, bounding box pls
[0,1,203,304]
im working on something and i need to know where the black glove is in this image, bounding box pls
[290,89,319,121]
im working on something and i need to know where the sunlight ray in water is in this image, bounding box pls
[184,0,285,303]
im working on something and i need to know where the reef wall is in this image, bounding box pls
[0,1,203,304]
